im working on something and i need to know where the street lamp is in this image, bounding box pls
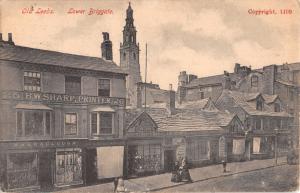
[274,128,279,166]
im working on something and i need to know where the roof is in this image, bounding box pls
[216,90,291,117]
[176,98,218,111]
[125,107,235,132]
[262,94,278,104]
[185,73,243,88]
[0,44,126,74]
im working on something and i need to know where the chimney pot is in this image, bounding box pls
[8,33,12,42]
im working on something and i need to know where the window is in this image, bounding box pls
[254,118,262,130]
[123,52,126,60]
[91,112,114,135]
[98,79,110,97]
[65,76,81,95]
[16,110,51,137]
[288,88,294,101]
[274,103,281,112]
[275,119,281,129]
[65,113,77,135]
[24,71,41,91]
[256,100,263,111]
[187,140,210,161]
[251,75,258,87]
[55,149,82,185]
[133,53,136,60]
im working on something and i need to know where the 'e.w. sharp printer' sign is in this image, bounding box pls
[1,90,125,107]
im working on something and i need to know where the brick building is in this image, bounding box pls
[0,33,127,191]
[177,63,299,147]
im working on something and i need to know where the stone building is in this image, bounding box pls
[0,33,127,191]
[123,90,246,177]
[216,90,292,159]
[177,63,299,147]
[120,3,142,107]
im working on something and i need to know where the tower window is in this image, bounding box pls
[123,53,126,60]
[251,75,258,87]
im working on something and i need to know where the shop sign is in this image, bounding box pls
[2,140,84,150]
[1,90,125,107]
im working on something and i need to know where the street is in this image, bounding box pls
[154,164,299,192]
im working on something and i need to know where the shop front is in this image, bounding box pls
[0,139,86,191]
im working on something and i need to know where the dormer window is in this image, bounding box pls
[274,103,281,112]
[251,75,258,87]
[256,100,263,111]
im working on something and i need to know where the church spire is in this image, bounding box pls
[123,2,136,46]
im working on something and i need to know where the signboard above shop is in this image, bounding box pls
[1,90,126,107]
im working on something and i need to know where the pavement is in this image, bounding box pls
[56,157,288,193]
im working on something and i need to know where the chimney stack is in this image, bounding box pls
[7,33,14,45]
[166,84,176,115]
[101,32,113,60]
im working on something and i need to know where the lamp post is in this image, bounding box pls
[274,128,279,166]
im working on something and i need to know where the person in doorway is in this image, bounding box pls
[171,161,181,183]
[180,158,193,183]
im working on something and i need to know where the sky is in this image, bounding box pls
[1,0,300,89]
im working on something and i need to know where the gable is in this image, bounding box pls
[203,99,218,111]
[127,112,157,133]
[228,116,244,133]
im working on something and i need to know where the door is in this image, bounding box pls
[86,148,97,184]
[164,150,175,172]
[39,152,54,190]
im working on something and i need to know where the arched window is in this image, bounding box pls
[251,75,258,87]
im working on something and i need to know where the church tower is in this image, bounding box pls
[120,2,142,106]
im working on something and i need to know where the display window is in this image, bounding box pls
[55,148,82,186]
[6,152,38,190]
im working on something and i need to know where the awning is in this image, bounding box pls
[15,103,53,110]
[91,106,115,112]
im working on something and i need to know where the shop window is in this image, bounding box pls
[274,103,281,112]
[55,149,82,185]
[253,137,273,154]
[24,71,41,92]
[16,110,51,137]
[128,144,161,174]
[65,113,77,135]
[251,75,258,87]
[65,76,81,95]
[98,79,110,97]
[7,152,38,190]
[187,140,210,161]
[91,112,114,135]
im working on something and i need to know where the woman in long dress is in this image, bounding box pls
[180,159,193,183]
[171,161,181,182]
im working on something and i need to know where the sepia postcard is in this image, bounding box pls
[0,0,299,192]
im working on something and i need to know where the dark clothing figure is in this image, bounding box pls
[180,159,193,183]
[171,161,181,183]
[113,178,118,192]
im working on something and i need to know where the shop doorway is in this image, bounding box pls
[39,152,54,190]
[164,150,175,172]
[86,148,97,184]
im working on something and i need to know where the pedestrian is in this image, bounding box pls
[113,177,119,192]
[222,159,227,173]
[180,158,193,183]
[171,161,181,183]
[115,177,126,193]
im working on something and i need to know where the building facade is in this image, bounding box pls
[0,33,127,191]
[178,63,299,147]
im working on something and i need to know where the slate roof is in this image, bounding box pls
[216,90,291,117]
[0,44,126,74]
[125,107,235,132]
